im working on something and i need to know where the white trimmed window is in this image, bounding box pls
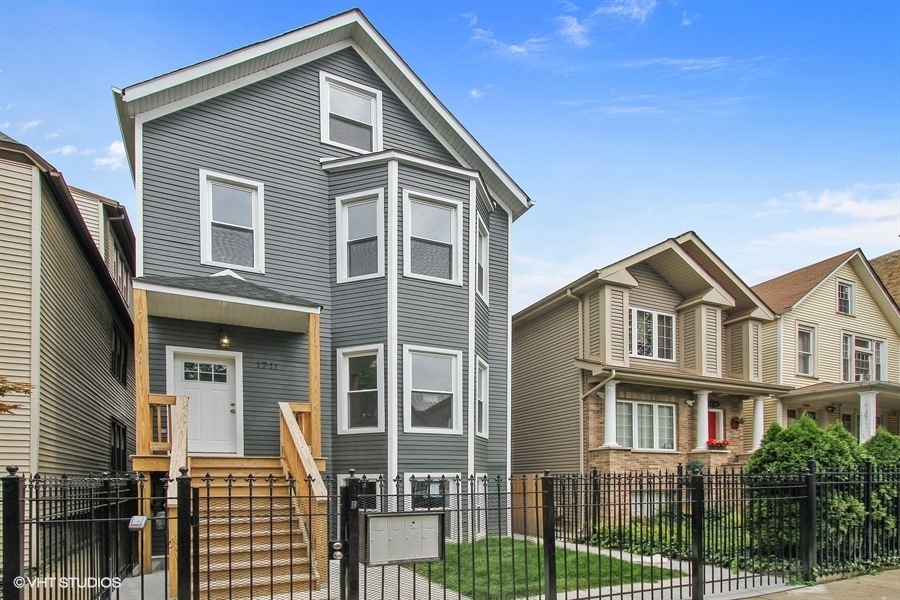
[403,345,463,434]
[797,324,816,376]
[476,216,489,301]
[199,169,265,273]
[403,191,463,285]
[842,333,884,382]
[837,281,854,315]
[404,472,460,541]
[475,358,488,438]
[336,189,384,282]
[615,401,676,450]
[337,345,383,434]
[628,308,675,361]
[320,72,382,153]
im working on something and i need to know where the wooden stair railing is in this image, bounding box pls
[279,402,328,580]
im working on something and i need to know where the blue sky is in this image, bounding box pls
[2,0,898,311]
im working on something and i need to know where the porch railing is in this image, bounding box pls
[278,401,328,575]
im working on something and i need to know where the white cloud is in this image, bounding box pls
[681,12,700,27]
[592,0,658,24]
[470,27,551,57]
[469,88,485,99]
[616,57,731,72]
[18,119,43,131]
[45,131,60,140]
[560,1,580,12]
[461,12,477,28]
[48,144,94,157]
[0,121,10,129]
[92,140,126,170]
[557,15,591,47]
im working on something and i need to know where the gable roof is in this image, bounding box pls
[752,250,857,313]
[871,249,900,306]
[0,133,135,331]
[515,231,773,324]
[113,9,533,220]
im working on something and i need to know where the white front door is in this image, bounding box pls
[174,353,238,454]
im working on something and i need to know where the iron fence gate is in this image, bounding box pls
[3,462,898,600]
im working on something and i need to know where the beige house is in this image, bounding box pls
[511,231,788,474]
[752,249,900,443]
[0,132,136,477]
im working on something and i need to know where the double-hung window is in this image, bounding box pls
[616,401,675,450]
[842,333,884,382]
[110,325,128,387]
[837,281,854,315]
[797,324,816,376]
[628,308,675,360]
[475,358,488,438]
[403,191,463,285]
[337,345,383,434]
[199,169,264,273]
[404,345,462,434]
[320,72,382,153]
[476,217,489,301]
[336,189,384,282]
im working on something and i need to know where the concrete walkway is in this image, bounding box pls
[723,568,899,600]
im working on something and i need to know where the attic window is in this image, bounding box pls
[320,72,382,153]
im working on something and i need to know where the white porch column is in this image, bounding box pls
[601,381,620,447]
[858,390,878,442]
[752,396,766,450]
[694,390,710,451]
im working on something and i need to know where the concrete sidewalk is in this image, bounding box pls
[734,569,899,600]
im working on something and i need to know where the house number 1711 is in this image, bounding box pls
[256,362,278,370]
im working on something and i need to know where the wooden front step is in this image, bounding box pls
[188,454,320,598]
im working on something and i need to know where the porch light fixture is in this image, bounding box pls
[685,398,695,407]
[218,329,231,349]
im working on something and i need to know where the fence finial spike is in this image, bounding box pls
[179,466,189,476]
[5,465,18,476]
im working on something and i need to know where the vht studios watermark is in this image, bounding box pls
[13,576,122,590]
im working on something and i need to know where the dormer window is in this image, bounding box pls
[628,308,675,361]
[837,281,854,315]
[320,72,382,153]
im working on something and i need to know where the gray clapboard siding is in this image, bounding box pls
[482,205,509,475]
[37,187,134,475]
[149,317,307,457]
[511,302,581,473]
[0,158,33,473]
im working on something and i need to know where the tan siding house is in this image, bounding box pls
[0,133,136,476]
[753,250,900,442]
[512,231,788,474]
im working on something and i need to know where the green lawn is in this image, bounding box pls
[411,536,682,599]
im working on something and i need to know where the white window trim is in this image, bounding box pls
[319,71,383,153]
[796,323,817,377]
[629,307,677,362]
[403,344,463,435]
[404,472,460,541]
[199,168,265,273]
[335,188,384,283]
[475,357,489,439]
[476,215,489,304]
[337,473,384,511]
[337,344,384,435]
[402,190,464,286]
[837,280,855,316]
[616,400,677,451]
[842,331,885,382]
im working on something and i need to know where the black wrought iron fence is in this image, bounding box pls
[4,461,898,600]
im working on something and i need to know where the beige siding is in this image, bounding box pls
[606,287,627,364]
[589,292,600,357]
[511,302,581,473]
[727,324,744,378]
[69,189,102,251]
[778,263,899,389]
[627,263,682,371]
[760,320,778,384]
[0,158,34,473]
[751,321,761,381]
[683,310,696,370]
[37,188,135,475]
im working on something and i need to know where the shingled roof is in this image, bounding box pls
[752,249,857,314]
[871,249,900,307]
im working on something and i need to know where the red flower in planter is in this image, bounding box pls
[706,438,730,449]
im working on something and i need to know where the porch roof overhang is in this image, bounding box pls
[575,359,791,397]
[134,275,321,333]
[779,381,900,411]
